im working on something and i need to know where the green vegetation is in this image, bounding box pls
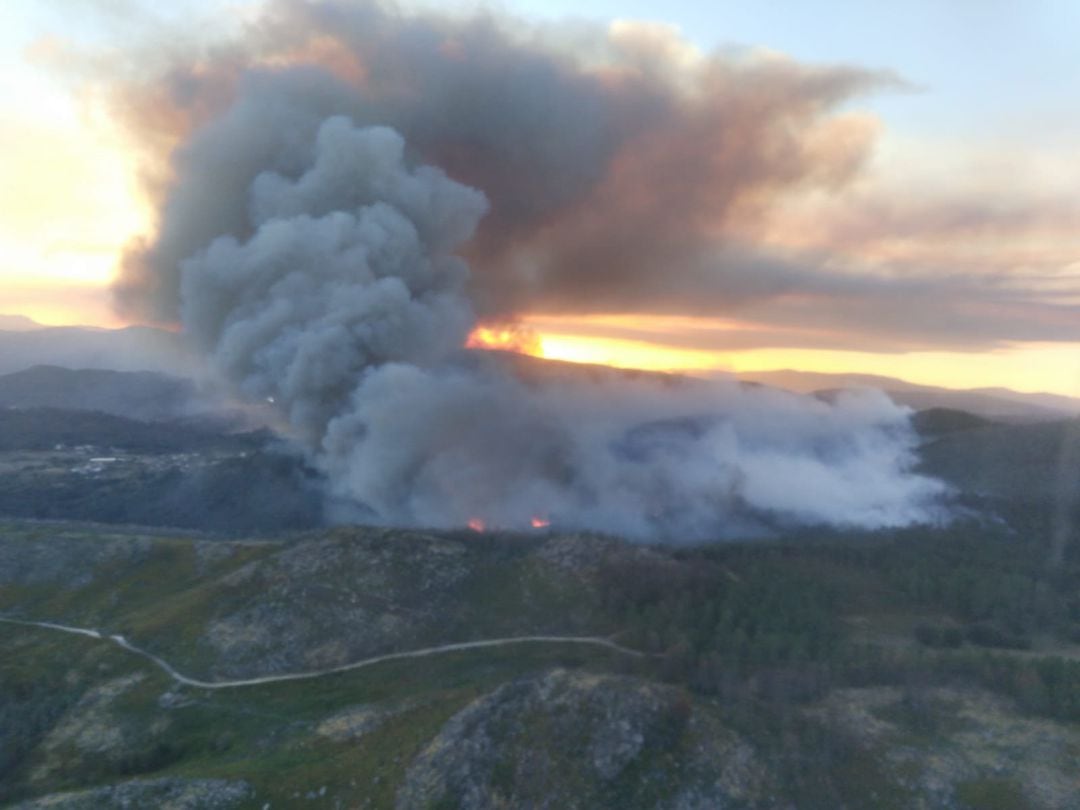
[594,520,1080,722]
[1,411,1078,806]
[0,619,624,807]
[956,778,1032,810]
[0,407,251,454]
[0,446,323,535]
[1,512,1077,807]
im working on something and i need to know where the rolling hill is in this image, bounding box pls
[740,369,1080,422]
[0,366,208,423]
[0,322,192,376]
[0,314,44,331]
[0,519,1077,808]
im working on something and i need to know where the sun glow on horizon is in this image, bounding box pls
[465,315,1080,399]
[728,344,1080,399]
[465,323,542,355]
[466,317,741,373]
[534,332,730,373]
[0,37,150,331]
[4,5,1078,402]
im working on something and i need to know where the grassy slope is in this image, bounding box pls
[0,619,629,808]
[1,514,1078,808]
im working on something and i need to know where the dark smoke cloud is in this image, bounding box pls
[93,0,956,538]
[101,0,1080,353]
[110,0,895,327]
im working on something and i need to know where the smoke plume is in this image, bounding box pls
[110,1,895,326]
[176,109,944,539]
[99,1,951,539]
[80,1,1079,354]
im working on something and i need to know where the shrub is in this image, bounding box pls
[964,622,1032,651]
[913,623,963,649]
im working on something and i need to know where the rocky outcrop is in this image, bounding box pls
[201,528,475,677]
[29,673,174,786]
[396,669,773,809]
[807,686,1080,810]
[11,778,251,809]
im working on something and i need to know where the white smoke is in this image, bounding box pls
[180,116,945,541]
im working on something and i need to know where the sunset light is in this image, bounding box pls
[0,39,149,328]
[3,0,1079,400]
[530,332,724,373]
[465,323,542,355]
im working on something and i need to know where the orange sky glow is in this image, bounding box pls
[466,319,1080,398]
[2,4,1079,401]
[5,103,1079,398]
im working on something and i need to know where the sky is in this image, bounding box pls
[2,0,1079,396]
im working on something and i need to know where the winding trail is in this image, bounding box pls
[0,616,643,690]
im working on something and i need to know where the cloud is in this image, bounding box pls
[91,0,1080,354]
[102,1,894,323]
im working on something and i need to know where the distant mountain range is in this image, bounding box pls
[0,315,192,376]
[0,365,213,423]
[0,314,44,331]
[489,354,1080,423]
[3,315,1078,423]
[738,369,1080,422]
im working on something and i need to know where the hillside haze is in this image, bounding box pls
[0,317,193,377]
[739,369,1080,422]
[0,366,211,423]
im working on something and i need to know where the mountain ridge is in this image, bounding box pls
[0,314,45,331]
[738,368,1080,422]
[0,323,192,376]
[2,320,1077,423]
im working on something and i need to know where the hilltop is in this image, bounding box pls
[0,323,191,377]
[0,366,214,423]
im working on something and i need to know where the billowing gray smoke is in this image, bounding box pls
[179,114,945,540]
[181,118,485,441]
[112,0,893,329]
[107,0,1080,358]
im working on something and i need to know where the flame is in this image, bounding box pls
[466,322,543,355]
[530,517,550,529]
[467,517,486,533]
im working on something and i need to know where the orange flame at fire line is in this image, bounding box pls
[530,517,550,529]
[466,323,543,356]
[467,518,486,533]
